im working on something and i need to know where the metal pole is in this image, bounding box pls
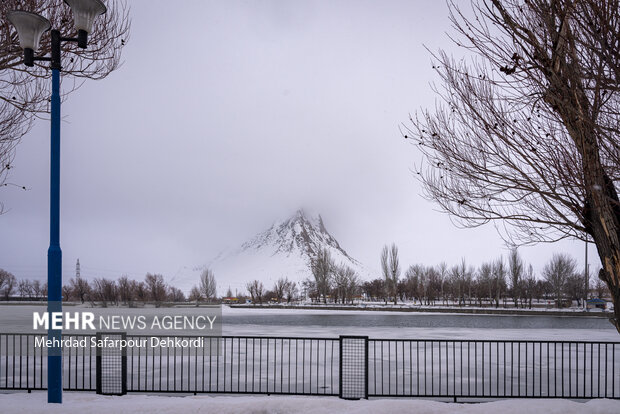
[47,64,62,404]
[584,240,589,310]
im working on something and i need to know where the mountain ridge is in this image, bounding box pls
[207,209,367,292]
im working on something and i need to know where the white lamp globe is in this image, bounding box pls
[6,11,51,51]
[64,0,107,34]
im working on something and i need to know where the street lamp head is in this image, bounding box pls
[6,11,51,66]
[64,0,107,35]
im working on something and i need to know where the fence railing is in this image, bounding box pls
[124,335,339,395]
[368,339,619,399]
[0,333,618,400]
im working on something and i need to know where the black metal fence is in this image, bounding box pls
[368,339,619,399]
[0,333,618,400]
[0,333,96,391]
[124,335,339,395]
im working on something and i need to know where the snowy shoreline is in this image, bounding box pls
[0,302,612,319]
[229,304,613,318]
[0,391,619,414]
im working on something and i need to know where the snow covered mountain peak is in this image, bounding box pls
[241,209,350,259]
[209,209,366,291]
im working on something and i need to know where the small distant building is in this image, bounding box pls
[586,298,607,310]
[222,297,239,304]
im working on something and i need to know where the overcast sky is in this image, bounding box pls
[0,0,596,291]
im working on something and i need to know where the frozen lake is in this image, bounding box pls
[0,304,617,341]
[221,306,618,341]
[0,305,618,397]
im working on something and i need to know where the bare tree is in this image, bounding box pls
[31,279,42,299]
[403,265,423,303]
[62,284,72,302]
[91,277,117,307]
[273,278,287,303]
[543,253,577,307]
[144,273,166,307]
[199,268,217,302]
[478,262,494,306]
[301,277,318,302]
[333,265,359,304]
[17,279,31,299]
[246,280,265,305]
[381,246,390,302]
[0,1,130,211]
[438,261,449,304]
[246,281,256,303]
[284,280,298,303]
[188,286,202,304]
[332,267,346,304]
[69,273,90,304]
[523,264,537,308]
[381,243,401,305]
[167,286,185,302]
[405,0,620,331]
[134,281,147,303]
[256,282,265,303]
[424,266,443,305]
[274,277,297,303]
[566,271,586,306]
[361,278,383,302]
[508,248,524,308]
[311,248,333,303]
[116,275,134,306]
[450,259,473,306]
[492,258,507,308]
[0,269,16,300]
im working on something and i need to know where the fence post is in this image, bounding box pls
[339,335,368,400]
[95,332,127,396]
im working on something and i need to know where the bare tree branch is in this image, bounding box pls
[0,0,130,212]
[408,0,620,332]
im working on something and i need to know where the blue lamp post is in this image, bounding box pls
[7,0,107,404]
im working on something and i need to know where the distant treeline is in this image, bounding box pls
[0,269,187,307]
[0,246,611,309]
[246,246,611,309]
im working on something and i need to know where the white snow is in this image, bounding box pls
[206,210,370,292]
[0,391,618,414]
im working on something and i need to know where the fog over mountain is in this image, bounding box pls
[203,209,369,295]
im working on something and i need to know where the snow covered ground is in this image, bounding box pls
[0,391,619,414]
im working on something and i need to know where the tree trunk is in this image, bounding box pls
[579,130,620,332]
[557,99,620,332]
[531,18,620,331]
